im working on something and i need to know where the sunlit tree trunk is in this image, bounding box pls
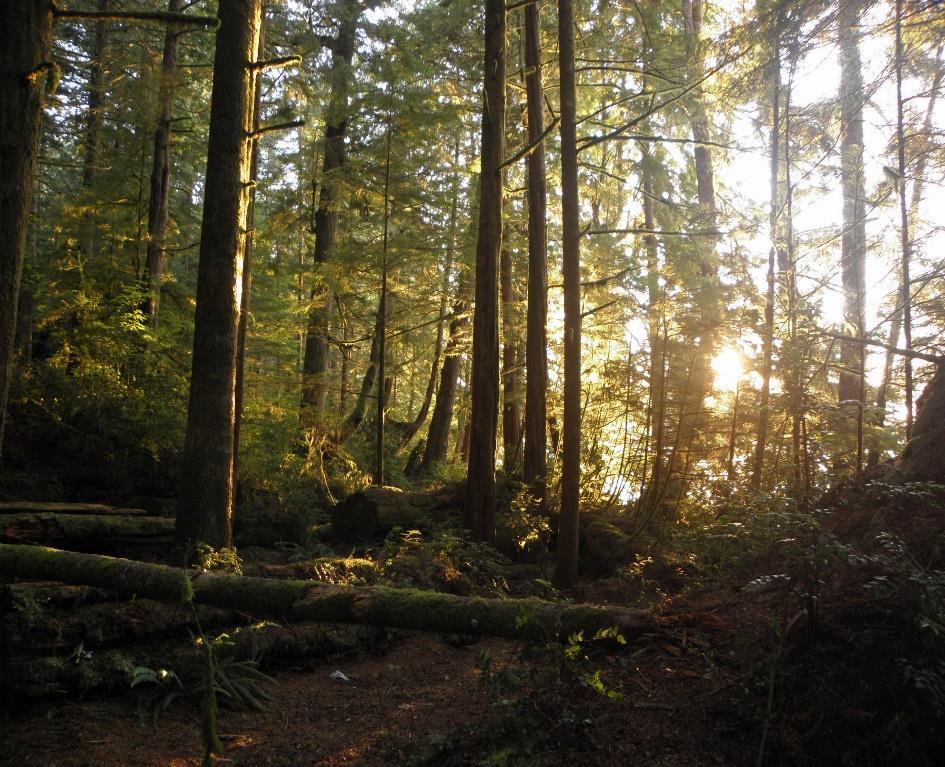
[752,26,780,493]
[675,0,722,493]
[79,0,110,262]
[465,0,505,543]
[0,0,54,463]
[838,0,867,471]
[232,13,266,501]
[141,0,185,327]
[523,0,548,507]
[176,0,262,550]
[554,0,581,589]
[301,0,360,425]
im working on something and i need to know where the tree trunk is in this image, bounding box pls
[0,543,658,642]
[375,121,392,486]
[0,0,54,463]
[337,298,384,442]
[300,0,360,425]
[501,246,521,474]
[522,0,548,508]
[752,31,780,493]
[421,283,469,469]
[79,0,110,261]
[398,150,458,450]
[675,0,722,495]
[141,0,185,327]
[232,13,266,500]
[175,0,262,550]
[554,0,581,589]
[901,364,945,482]
[465,0,505,543]
[837,0,867,422]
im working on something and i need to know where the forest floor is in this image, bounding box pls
[3,473,943,765]
[2,573,766,767]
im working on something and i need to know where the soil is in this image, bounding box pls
[1,584,768,767]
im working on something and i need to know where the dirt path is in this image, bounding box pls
[2,636,515,767]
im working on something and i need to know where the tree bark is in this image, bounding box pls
[0,0,54,463]
[0,543,658,642]
[554,0,581,589]
[175,0,262,550]
[901,364,945,482]
[78,0,110,261]
[522,0,548,508]
[141,0,185,327]
[300,0,361,425]
[501,246,521,474]
[837,1,867,414]
[232,12,266,500]
[752,30,780,493]
[421,282,469,469]
[465,0,506,543]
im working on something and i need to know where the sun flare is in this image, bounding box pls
[711,347,744,394]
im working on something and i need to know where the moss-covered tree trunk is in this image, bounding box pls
[0,543,658,642]
[176,0,262,550]
[0,0,54,464]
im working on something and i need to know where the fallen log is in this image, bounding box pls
[0,513,174,550]
[329,486,461,540]
[0,544,659,642]
[0,502,147,516]
[3,597,241,654]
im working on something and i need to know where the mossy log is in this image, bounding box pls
[0,544,658,642]
[3,597,241,654]
[329,486,461,540]
[0,512,174,550]
[0,501,147,516]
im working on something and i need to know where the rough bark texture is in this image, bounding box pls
[522,0,548,509]
[837,0,867,406]
[465,0,506,543]
[501,246,521,474]
[232,16,265,496]
[300,0,360,424]
[142,0,185,326]
[0,1,53,463]
[0,543,658,643]
[901,365,945,482]
[555,0,581,589]
[176,0,262,549]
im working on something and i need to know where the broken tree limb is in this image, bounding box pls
[0,544,659,642]
[0,513,174,549]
